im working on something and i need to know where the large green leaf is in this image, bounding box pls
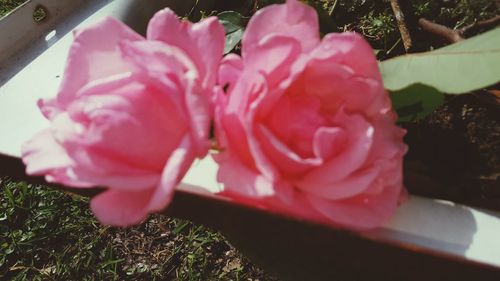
[217,11,245,54]
[390,84,445,122]
[380,28,500,94]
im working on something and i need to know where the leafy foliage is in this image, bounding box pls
[303,0,338,35]
[217,11,245,54]
[0,178,116,280]
[412,0,498,27]
[381,28,500,93]
[389,84,444,122]
[381,28,500,122]
[359,10,396,41]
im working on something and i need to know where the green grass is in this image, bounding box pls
[0,178,126,280]
[0,0,26,18]
[0,178,276,280]
[0,178,115,280]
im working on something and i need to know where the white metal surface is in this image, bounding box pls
[1,0,499,269]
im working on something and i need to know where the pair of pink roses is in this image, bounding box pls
[22,0,406,230]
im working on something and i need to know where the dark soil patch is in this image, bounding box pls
[404,92,500,211]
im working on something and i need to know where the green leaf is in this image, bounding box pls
[380,28,500,94]
[390,84,444,123]
[173,220,190,235]
[217,11,243,34]
[217,11,245,54]
[224,29,244,54]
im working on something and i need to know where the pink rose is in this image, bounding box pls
[215,0,407,230]
[22,9,225,226]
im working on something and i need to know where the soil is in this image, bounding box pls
[404,92,500,210]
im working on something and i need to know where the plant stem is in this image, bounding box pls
[418,18,464,43]
[328,0,338,16]
[418,15,500,44]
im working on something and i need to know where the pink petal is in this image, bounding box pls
[226,70,267,114]
[218,111,255,169]
[41,113,162,190]
[90,188,155,226]
[262,94,326,158]
[22,128,73,175]
[218,81,282,187]
[69,168,161,190]
[244,97,281,182]
[218,54,243,93]
[45,78,188,191]
[307,183,402,230]
[58,17,142,106]
[66,81,187,171]
[213,88,229,149]
[183,77,212,157]
[216,154,275,198]
[147,9,225,87]
[189,16,225,86]
[364,158,403,195]
[38,98,62,120]
[290,58,386,116]
[242,0,320,55]
[256,124,322,176]
[21,123,94,188]
[219,179,295,211]
[147,135,196,211]
[310,32,381,80]
[224,75,293,183]
[219,73,269,170]
[243,36,302,87]
[119,40,212,153]
[299,110,374,186]
[298,166,380,200]
[366,114,408,164]
[119,40,196,79]
[312,127,347,160]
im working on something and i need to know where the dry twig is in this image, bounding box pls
[252,0,259,15]
[389,0,413,51]
[419,15,500,43]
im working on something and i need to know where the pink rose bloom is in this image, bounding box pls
[215,0,407,230]
[22,9,224,226]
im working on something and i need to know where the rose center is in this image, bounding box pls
[264,94,329,158]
